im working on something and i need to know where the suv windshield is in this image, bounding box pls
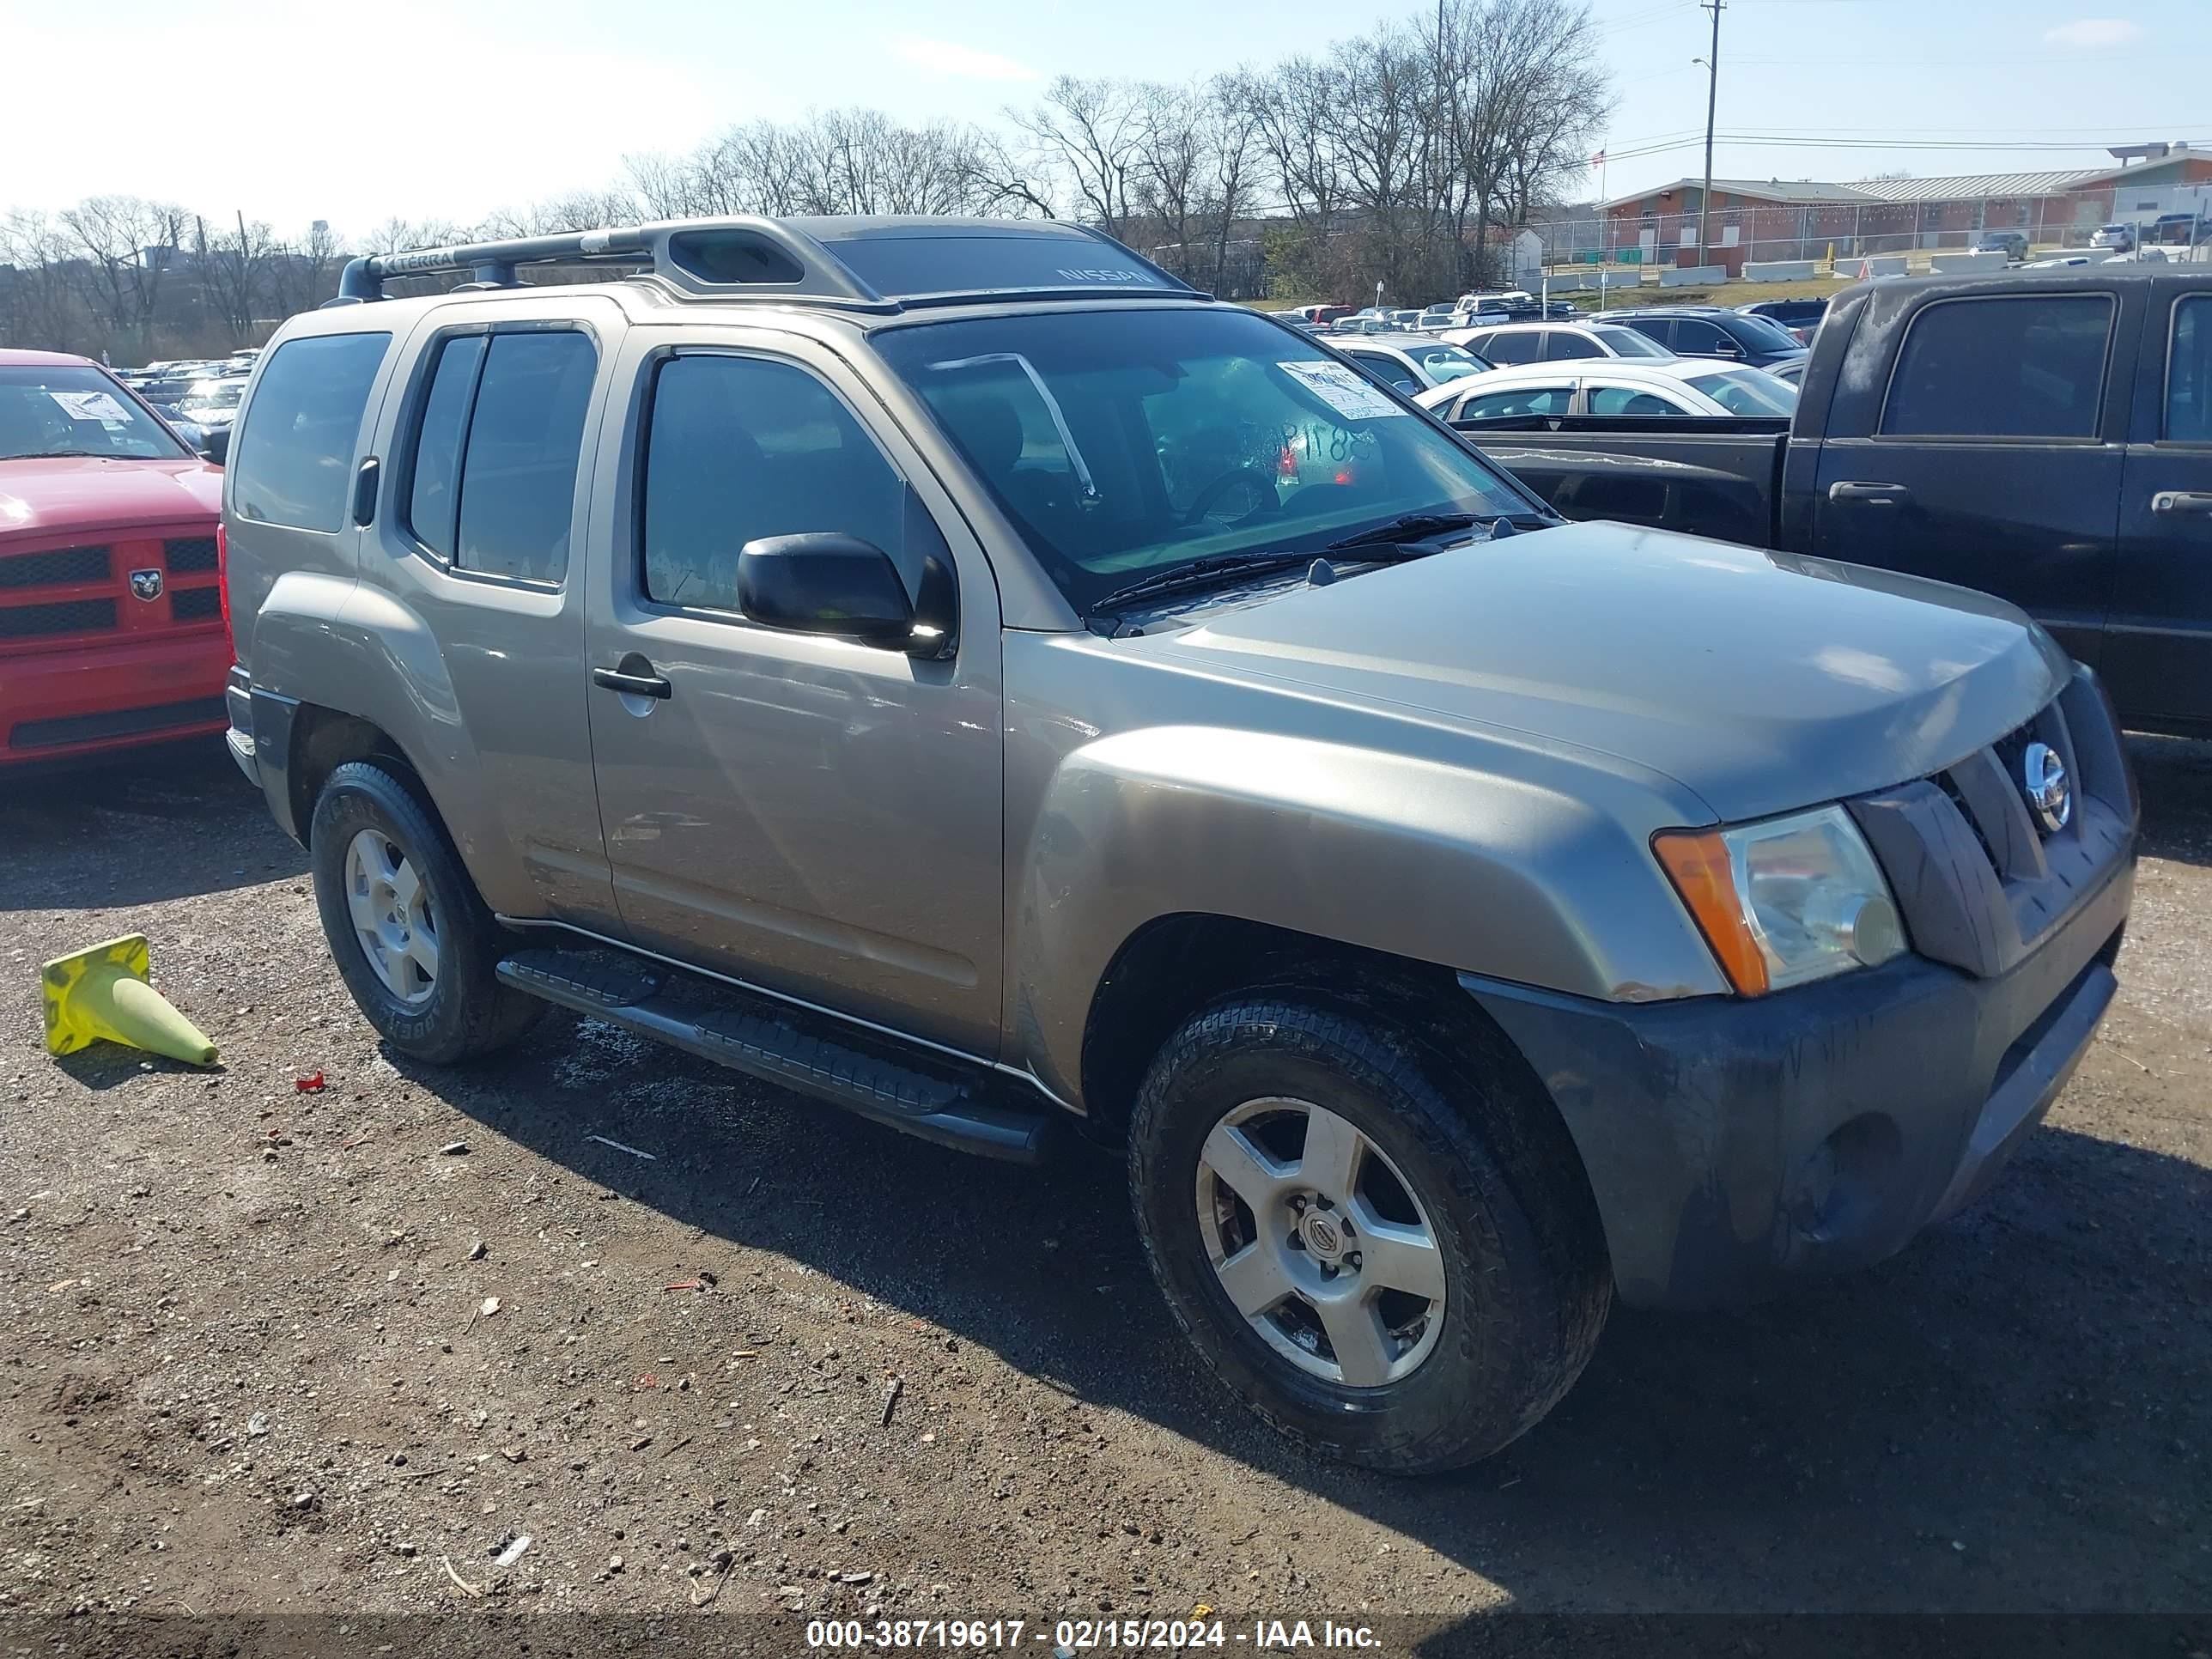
[875,307,1533,613]
[0,366,190,461]
[1725,313,1805,354]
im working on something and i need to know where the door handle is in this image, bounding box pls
[2151,490,2212,514]
[352,456,380,527]
[1827,479,1913,505]
[592,665,672,700]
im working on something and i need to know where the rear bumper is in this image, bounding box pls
[224,667,303,841]
[1463,850,2132,1310]
[1,631,231,765]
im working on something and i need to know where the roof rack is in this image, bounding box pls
[327,215,1203,313]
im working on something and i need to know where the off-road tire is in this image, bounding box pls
[1128,992,1611,1473]
[308,760,542,1064]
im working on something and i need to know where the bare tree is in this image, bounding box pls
[1009,77,1145,240]
[60,196,191,351]
[0,211,86,352]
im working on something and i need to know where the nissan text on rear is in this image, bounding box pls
[217,218,2136,1472]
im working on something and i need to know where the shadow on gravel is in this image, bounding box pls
[0,740,304,910]
[411,1018,2212,1617]
[2128,732,2212,869]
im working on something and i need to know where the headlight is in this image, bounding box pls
[1654,805,1906,995]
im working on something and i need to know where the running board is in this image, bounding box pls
[495,949,1054,1164]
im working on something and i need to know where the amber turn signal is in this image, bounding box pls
[1653,830,1770,996]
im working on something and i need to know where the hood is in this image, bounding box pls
[1148,521,2068,824]
[0,456,222,540]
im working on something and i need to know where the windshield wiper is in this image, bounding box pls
[1086,552,1319,615]
[1322,512,1482,552]
[6,450,112,461]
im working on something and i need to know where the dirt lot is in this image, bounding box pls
[2,738,2209,1654]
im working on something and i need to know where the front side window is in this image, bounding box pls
[231,332,391,532]
[0,365,191,462]
[1725,313,1804,354]
[874,306,1531,615]
[641,355,908,612]
[1881,295,2113,439]
[1544,332,1602,361]
[2167,296,2209,443]
[1589,383,1690,416]
[448,330,597,582]
[1482,331,1541,365]
[1593,325,1672,359]
[1407,343,1487,383]
[1670,319,1730,354]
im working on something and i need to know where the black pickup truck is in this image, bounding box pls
[1454,266,2212,735]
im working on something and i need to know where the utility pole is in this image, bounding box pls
[1697,0,1724,269]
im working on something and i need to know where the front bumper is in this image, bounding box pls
[2,630,230,765]
[1463,856,2128,1309]
[1466,665,2138,1310]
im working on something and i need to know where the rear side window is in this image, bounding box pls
[641,355,908,613]
[1543,332,1601,361]
[455,331,598,581]
[1457,385,1571,420]
[405,334,487,560]
[231,332,390,532]
[2167,296,2209,443]
[1881,295,2113,439]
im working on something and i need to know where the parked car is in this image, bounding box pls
[1454,265,2212,734]
[175,375,249,431]
[2149,212,2204,247]
[1762,356,1808,388]
[1441,319,1674,364]
[1419,303,1458,328]
[221,215,2136,1474]
[1294,304,1356,326]
[0,349,230,768]
[1416,359,1798,422]
[1335,337,1495,394]
[1973,229,2030,264]
[1601,306,1810,370]
[2090,223,2136,252]
[1735,295,1831,343]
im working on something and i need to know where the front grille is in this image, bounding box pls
[9,696,227,751]
[165,536,219,573]
[0,599,116,639]
[171,586,222,622]
[0,545,109,588]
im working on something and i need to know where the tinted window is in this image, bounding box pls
[454,331,597,581]
[231,332,390,532]
[2168,296,2209,443]
[1593,325,1672,359]
[1459,385,1571,420]
[1483,331,1541,366]
[1350,354,1420,393]
[404,333,487,560]
[1725,313,1804,353]
[1589,383,1689,416]
[1544,332,1602,361]
[1882,295,2112,439]
[642,355,908,612]
[1671,319,1730,355]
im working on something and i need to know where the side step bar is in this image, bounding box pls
[495,949,1054,1164]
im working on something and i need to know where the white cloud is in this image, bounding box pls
[2042,17,2146,48]
[890,34,1042,83]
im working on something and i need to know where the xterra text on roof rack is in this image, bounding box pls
[220,216,2136,1472]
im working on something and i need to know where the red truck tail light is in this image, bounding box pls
[216,523,231,635]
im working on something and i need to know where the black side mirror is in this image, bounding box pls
[737,532,916,651]
[199,425,230,465]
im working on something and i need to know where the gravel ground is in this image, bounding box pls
[1,738,2208,1655]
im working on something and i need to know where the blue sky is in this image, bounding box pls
[2,0,2205,234]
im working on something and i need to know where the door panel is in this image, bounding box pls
[1811,290,2128,668]
[2111,291,2212,731]
[584,338,1006,1054]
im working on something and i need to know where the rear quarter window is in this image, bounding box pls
[1881,294,2113,439]
[230,332,391,532]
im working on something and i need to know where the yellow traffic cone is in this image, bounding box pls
[41,934,217,1067]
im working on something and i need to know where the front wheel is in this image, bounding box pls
[1128,994,1611,1473]
[308,760,541,1064]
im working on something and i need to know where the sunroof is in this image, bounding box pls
[806,226,1193,301]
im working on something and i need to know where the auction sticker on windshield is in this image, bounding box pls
[1279,361,1407,421]
[50,391,131,423]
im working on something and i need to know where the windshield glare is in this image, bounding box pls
[1594,326,1671,358]
[0,367,188,461]
[875,307,1532,613]
[1728,313,1805,353]
[1407,343,1488,382]
[1684,367,1799,416]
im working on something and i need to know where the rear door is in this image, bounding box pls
[1809,284,2137,668]
[2110,282,2212,732]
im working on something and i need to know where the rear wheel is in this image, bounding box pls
[1128,994,1611,1473]
[309,761,540,1064]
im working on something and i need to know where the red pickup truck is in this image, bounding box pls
[1,349,229,766]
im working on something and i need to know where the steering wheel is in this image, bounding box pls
[1180,464,1281,528]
